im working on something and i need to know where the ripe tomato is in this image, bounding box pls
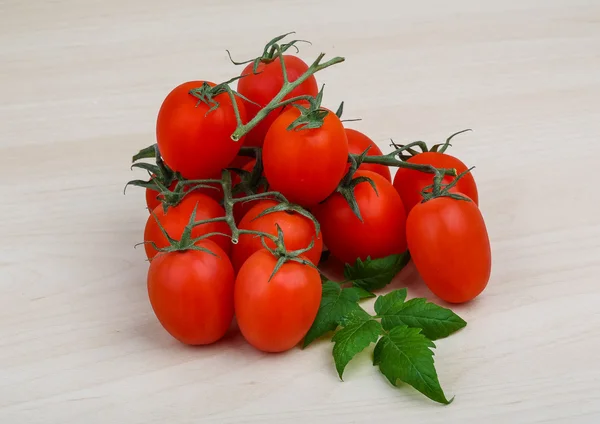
[393,152,478,214]
[406,195,491,303]
[237,55,318,147]
[235,249,322,352]
[231,200,322,272]
[147,240,235,345]
[144,192,231,260]
[345,128,391,181]
[314,170,407,265]
[156,81,247,179]
[263,108,349,207]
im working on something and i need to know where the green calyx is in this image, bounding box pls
[336,150,378,222]
[258,224,317,281]
[226,31,312,74]
[286,84,329,131]
[420,166,475,203]
[143,206,223,257]
[188,75,258,117]
[253,200,321,236]
[229,150,269,197]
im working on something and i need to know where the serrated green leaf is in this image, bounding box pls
[332,313,383,380]
[374,326,451,405]
[354,287,376,299]
[374,289,407,316]
[379,298,466,340]
[344,252,411,291]
[303,281,370,347]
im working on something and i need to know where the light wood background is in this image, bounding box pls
[1,0,599,423]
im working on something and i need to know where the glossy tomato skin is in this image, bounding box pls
[156,81,247,180]
[407,196,491,303]
[231,200,322,272]
[144,192,231,260]
[235,249,322,352]
[237,55,318,147]
[147,240,235,345]
[393,152,478,214]
[263,108,349,207]
[345,128,391,181]
[315,170,407,265]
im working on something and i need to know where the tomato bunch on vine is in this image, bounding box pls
[125,32,491,405]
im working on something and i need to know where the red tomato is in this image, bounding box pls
[228,155,254,169]
[314,170,407,265]
[237,55,318,147]
[156,81,247,179]
[147,240,235,345]
[230,159,267,223]
[231,200,322,272]
[262,108,349,207]
[393,152,478,214]
[407,195,491,303]
[235,249,322,352]
[345,128,391,181]
[144,192,231,260]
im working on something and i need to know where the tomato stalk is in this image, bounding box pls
[390,128,472,159]
[421,166,475,203]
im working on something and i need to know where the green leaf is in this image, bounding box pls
[332,313,383,379]
[303,281,370,347]
[344,252,411,291]
[378,298,466,340]
[354,287,376,299]
[374,289,408,316]
[374,326,451,405]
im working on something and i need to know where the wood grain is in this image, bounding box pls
[1,0,599,422]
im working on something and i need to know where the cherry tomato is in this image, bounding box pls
[263,108,349,207]
[393,152,478,214]
[235,249,322,352]
[345,128,391,181]
[314,170,407,265]
[144,192,231,260]
[237,55,318,147]
[406,195,491,303]
[231,200,322,272]
[148,240,235,345]
[156,81,247,179]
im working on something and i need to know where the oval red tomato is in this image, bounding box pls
[144,192,231,260]
[237,55,318,147]
[148,240,235,345]
[156,81,247,179]
[234,249,322,352]
[406,195,491,303]
[263,108,349,207]
[315,170,407,265]
[231,199,322,272]
[345,128,391,181]
[393,152,478,214]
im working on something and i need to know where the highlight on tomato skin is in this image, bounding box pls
[344,128,392,181]
[406,194,491,304]
[234,249,322,353]
[147,240,235,346]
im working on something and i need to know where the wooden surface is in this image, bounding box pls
[1,0,600,423]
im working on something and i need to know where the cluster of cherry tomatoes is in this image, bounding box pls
[129,34,492,353]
